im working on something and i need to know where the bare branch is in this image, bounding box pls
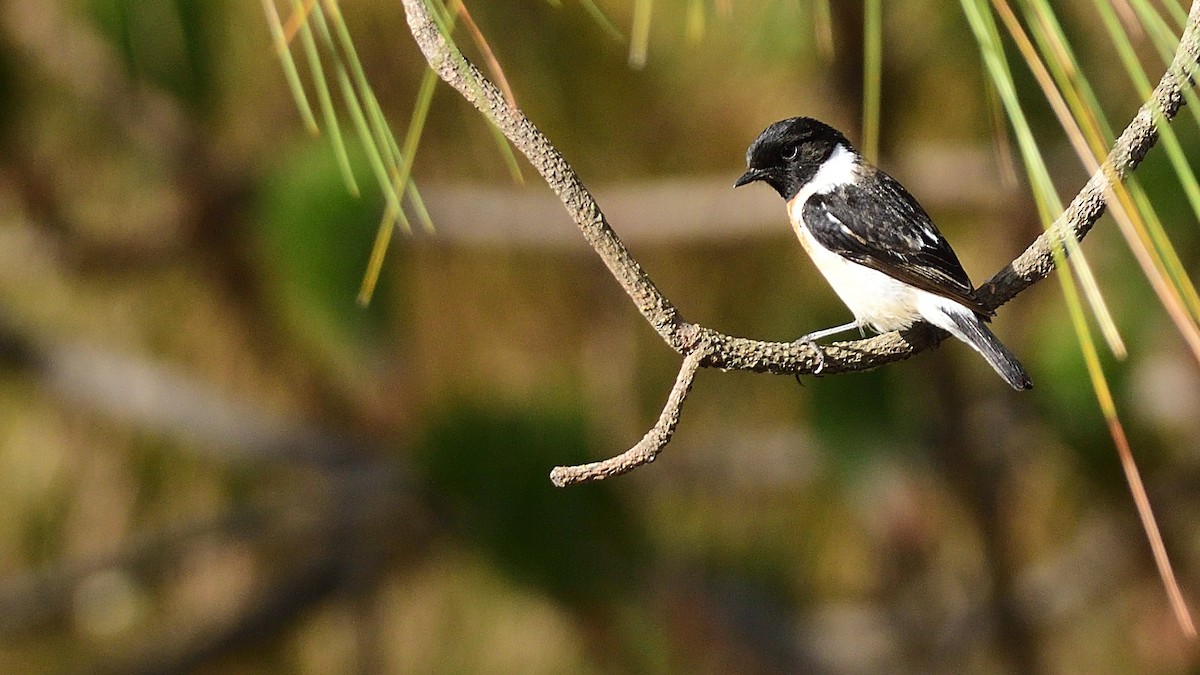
[551,346,707,486]
[403,0,684,342]
[400,0,1200,480]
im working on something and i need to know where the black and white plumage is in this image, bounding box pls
[735,117,1032,390]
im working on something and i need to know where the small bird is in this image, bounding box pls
[735,117,1032,390]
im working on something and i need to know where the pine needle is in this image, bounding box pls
[293,0,358,195]
[576,0,625,42]
[981,0,1197,637]
[262,0,319,135]
[966,0,1125,359]
[629,0,653,68]
[456,1,519,108]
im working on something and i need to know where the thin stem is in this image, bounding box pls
[550,347,706,486]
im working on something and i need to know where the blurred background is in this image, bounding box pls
[0,0,1198,672]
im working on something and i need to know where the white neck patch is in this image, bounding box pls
[789,144,857,224]
[807,144,857,194]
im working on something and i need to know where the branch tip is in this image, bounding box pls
[550,348,705,487]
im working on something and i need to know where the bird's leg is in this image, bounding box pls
[797,320,862,344]
[794,320,863,376]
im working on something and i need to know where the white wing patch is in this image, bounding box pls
[824,209,860,244]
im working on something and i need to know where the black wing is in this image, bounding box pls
[802,168,990,315]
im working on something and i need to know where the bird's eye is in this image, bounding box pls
[781,145,799,161]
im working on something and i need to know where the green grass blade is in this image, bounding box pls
[964,0,1125,357]
[1055,213,1196,640]
[862,0,882,163]
[1019,0,1200,329]
[1021,0,1116,139]
[1127,0,1200,131]
[358,210,398,306]
[333,64,402,219]
[310,2,404,219]
[399,68,439,233]
[1096,0,1200,223]
[972,0,1196,636]
[1017,1,1200,359]
[294,0,358,195]
[1158,0,1188,28]
[576,0,625,42]
[321,1,410,212]
[365,91,415,235]
[422,0,524,184]
[357,66,440,306]
[446,0,525,183]
[262,0,319,135]
[1128,177,1200,320]
[997,0,1132,356]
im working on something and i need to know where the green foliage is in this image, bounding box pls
[808,367,897,473]
[257,140,392,352]
[416,402,644,606]
[85,0,222,113]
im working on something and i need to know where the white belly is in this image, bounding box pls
[796,225,923,332]
[790,214,973,334]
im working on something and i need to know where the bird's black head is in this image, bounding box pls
[734,117,853,199]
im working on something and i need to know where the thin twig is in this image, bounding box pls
[550,346,707,486]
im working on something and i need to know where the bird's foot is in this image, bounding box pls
[792,337,827,377]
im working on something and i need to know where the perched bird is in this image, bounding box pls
[735,117,1031,390]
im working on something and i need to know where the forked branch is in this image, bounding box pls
[401,0,1200,485]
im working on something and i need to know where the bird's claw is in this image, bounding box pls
[792,338,826,378]
[809,341,827,375]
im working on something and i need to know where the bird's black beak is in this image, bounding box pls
[734,168,764,188]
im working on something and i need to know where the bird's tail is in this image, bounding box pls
[941,310,1033,390]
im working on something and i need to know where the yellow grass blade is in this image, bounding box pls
[987,0,1197,637]
[967,0,1125,358]
[629,0,652,68]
